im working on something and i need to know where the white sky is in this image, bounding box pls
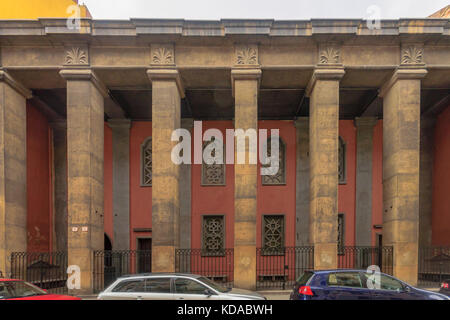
[81,0,449,20]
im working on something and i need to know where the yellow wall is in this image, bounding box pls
[0,0,90,19]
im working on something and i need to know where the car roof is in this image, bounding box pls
[311,269,379,274]
[118,273,202,279]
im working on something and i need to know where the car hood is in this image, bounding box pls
[413,288,450,300]
[226,288,266,300]
[8,294,81,300]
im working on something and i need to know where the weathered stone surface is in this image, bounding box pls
[108,119,131,251]
[180,119,193,251]
[50,120,68,252]
[419,116,435,248]
[232,68,260,290]
[61,69,106,294]
[0,71,30,277]
[308,67,344,270]
[295,118,310,246]
[380,68,427,286]
[148,69,182,273]
[355,118,377,246]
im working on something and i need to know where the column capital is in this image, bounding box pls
[146,68,185,98]
[107,118,131,129]
[379,67,428,98]
[355,117,378,128]
[0,70,32,99]
[59,69,109,98]
[305,66,345,97]
[230,67,262,97]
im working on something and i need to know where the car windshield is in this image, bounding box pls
[198,277,230,293]
[0,281,47,299]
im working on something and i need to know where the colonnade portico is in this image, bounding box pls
[0,18,449,293]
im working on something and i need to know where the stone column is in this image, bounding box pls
[355,117,377,247]
[232,67,261,290]
[0,70,31,277]
[306,65,345,271]
[108,119,131,251]
[379,66,427,286]
[50,120,68,252]
[179,118,193,251]
[147,68,184,273]
[60,69,107,294]
[419,116,435,249]
[295,117,310,246]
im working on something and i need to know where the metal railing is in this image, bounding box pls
[175,249,234,287]
[93,250,152,293]
[338,246,393,275]
[256,246,314,290]
[418,247,450,287]
[10,251,68,294]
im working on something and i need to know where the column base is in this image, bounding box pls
[314,243,338,270]
[234,245,257,290]
[152,245,176,273]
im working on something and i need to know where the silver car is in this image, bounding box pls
[98,273,266,300]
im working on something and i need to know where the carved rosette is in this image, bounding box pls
[319,46,341,65]
[235,44,259,66]
[401,45,424,65]
[151,44,175,66]
[64,47,89,66]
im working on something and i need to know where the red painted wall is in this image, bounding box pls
[191,121,235,249]
[339,120,357,246]
[257,121,296,248]
[129,121,152,250]
[372,120,383,245]
[432,105,450,245]
[104,124,113,245]
[26,102,52,252]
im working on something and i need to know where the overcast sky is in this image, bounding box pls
[81,0,448,20]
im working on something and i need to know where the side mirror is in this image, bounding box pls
[403,286,411,293]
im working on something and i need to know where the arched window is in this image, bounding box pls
[338,136,346,184]
[201,137,225,186]
[262,137,286,185]
[141,137,152,187]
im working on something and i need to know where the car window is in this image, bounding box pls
[175,278,207,294]
[145,278,171,293]
[328,272,363,288]
[297,272,314,286]
[0,281,47,299]
[112,279,146,293]
[364,273,404,291]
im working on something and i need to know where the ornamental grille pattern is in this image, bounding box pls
[262,215,285,254]
[141,138,152,186]
[262,138,286,185]
[338,213,345,255]
[201,140,225,185]
[202,216,225,255]
[339,137,346,184]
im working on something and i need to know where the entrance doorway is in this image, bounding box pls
[137,238,152,273]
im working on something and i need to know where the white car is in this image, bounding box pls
[98,273,266,300]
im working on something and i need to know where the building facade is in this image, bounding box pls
[0,17,449,293]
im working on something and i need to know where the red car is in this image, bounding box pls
[0,279,80,300]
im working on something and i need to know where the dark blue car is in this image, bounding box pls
[290,269,450,300]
